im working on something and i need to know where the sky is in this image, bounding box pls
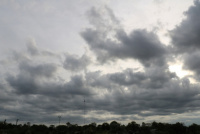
[1,0,200,126]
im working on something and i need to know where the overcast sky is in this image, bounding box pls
[1,0,200,126]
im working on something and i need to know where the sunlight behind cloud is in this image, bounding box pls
[169,64,191,78]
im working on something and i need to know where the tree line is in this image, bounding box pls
[1,120,200,134]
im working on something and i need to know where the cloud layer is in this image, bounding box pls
[1,0,200,125]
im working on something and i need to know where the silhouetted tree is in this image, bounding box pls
[171,122,186,134]
[110,121,122,134]
[126,121,140,133]
[188,123,200,134]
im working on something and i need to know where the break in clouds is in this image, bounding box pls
[1,0,200,125]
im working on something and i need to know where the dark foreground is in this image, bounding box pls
[0,121,200,134]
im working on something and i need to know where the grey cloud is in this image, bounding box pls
[7,74,38,94]
[85,71,112,89]
[26,39,39,56]
[11,50,30,62]
[109,69,146,86]
[0,101,85,125]
[26,38,60,58]
[62,75,93,96]
[6,62,57,94]
[19,62,57,78]
[170,0,200,53]
[4,65,200,124]
[170,0,200,79]
[108,66,176,89]
[37,75,94,99]
[143,66,177,89]
[184,51,200,75]
[63,54,90,71]
[4,67,94,123]
[7,40,59,66]
[116,29,166,67]
[81,7,167,67]
[86,6,120,32]
[82,69,198,117]
[101,78,200,116]
[0,83,16,105]
[7,63,93,97]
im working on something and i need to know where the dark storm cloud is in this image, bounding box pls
[63,54,90,71]
[81,7,167,67]
[170,0,200,53]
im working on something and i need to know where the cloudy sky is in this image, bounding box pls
[1,0,200,126]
